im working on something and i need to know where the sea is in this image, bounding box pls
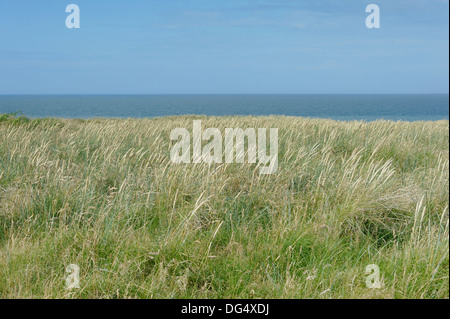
[0,94,448,121]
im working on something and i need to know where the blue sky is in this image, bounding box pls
[0,0,448,94]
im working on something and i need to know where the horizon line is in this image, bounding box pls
[0,93,449,96]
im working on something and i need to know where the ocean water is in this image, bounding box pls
[0,94,448,121]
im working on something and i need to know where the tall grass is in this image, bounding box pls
[0,114,448,298]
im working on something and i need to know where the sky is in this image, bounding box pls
[0,0,448,94]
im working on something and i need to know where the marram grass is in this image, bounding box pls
[0,114,448,299]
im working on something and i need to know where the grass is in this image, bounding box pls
[0,113,448,299]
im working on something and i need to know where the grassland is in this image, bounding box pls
[0,113,448,299]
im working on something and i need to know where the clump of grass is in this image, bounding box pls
[0,115,448,299]
[0,112,30,125]
[0,112,64,129]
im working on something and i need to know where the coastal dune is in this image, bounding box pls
[0,114,448,298]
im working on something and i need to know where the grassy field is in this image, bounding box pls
[0,113,448,299]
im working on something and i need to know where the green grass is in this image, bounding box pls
[0,113,448,298]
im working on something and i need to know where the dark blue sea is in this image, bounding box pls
[0,95,448,121]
